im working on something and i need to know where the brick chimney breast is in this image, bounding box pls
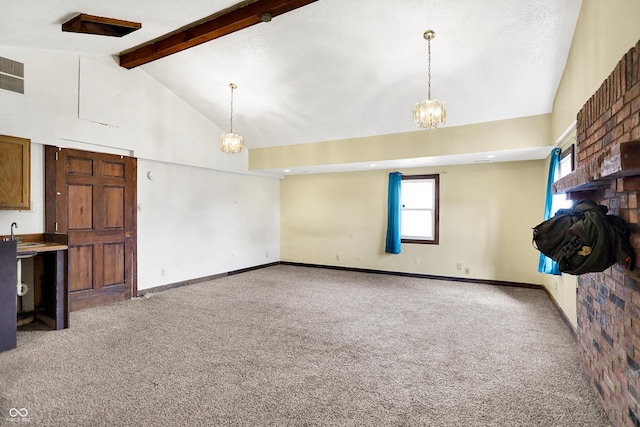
[559,39,640,427]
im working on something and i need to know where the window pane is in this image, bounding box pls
[401,210,433,239]
[554,148,575,213]
[558,155,572,179]
[551,193,573,214]
[402,180,433,209]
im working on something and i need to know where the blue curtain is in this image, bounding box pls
[385,172,403,254]
[538,148,562,275]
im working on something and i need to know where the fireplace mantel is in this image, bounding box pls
[553,140,640,195]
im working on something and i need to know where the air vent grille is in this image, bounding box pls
[0,56,24,94]
[62,14,141,37]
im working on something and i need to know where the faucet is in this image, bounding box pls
[10,222,17,240]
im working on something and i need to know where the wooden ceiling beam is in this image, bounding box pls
[119,0,318,69]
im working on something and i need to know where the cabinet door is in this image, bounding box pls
[0,134,30,210]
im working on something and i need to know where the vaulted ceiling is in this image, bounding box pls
[0,0,582,153]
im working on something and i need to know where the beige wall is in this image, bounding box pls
[277,0,640,329]
[251,114,550,169]
[552,0,640,140]
[281,160,545,284]
[545,0,640,329]
[541,127,579,329]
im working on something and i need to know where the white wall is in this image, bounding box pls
[0,49,250,172]
[0,46,280,291]
[137,159,279,290]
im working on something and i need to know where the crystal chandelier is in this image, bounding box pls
[220,83,243,153]
[414,30,446,129]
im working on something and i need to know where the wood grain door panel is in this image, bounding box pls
[45,146,137,311]
[66,156,93,175]
[103,242,125,286]
[103,161,125,178]
[67,184,93,230]
[103,186,125,229]
[69,245,94,292]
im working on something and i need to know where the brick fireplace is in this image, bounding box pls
[554,40,640,427]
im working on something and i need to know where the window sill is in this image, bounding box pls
[401,238,439,245]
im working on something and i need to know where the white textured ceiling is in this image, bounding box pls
[0,0,582,164]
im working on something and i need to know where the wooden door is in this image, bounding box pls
[45,147,137,311]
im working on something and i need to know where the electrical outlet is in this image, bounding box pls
[266,251,269,258]
[336,255,340,261]
[358,256,363,261]
[415,257,420,264]
[456,263,462,270]
[161,268,166,277]
[464,267,470,274]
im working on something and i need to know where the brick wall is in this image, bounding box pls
[575,40,640,427]
[576,41,640,165]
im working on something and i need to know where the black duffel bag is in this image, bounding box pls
[532,199,635,275]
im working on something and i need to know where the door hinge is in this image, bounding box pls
[55,152,58,161]
[55,222,58,232]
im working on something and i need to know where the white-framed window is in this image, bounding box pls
[553,144,575,214]
[401,174,439,244]
[558,146,574,179]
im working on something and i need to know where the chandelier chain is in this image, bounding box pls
[427,38,432,100]
[229,85,235,133]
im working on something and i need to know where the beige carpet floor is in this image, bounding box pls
[0,265,609,426]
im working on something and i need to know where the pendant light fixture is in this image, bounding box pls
[414,30,446,129]
[220,83,243,153]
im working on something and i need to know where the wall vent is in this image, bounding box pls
[62,14,141,37]
[0,56,24,94]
